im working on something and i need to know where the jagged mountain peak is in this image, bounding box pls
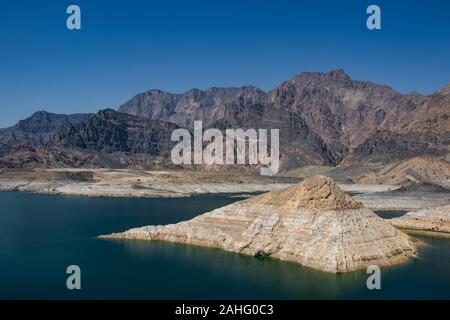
[102,174,418,273]
[141,88,176,95]
[292,69,351,82]
[96,108,128,118]
[51,108,179,155]
[133,85,266,99]
[29,110,52,116]
[204,85,265,93]
[14,110,92,133]
[327,68,351,80]
[2,69,448,170]
[0,110,93,157]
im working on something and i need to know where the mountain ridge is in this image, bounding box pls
[1,69,448,171]
[0,111,93,157]
[101,175,419,273]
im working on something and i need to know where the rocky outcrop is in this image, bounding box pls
[101,176,419,273]
[390,205,450,238]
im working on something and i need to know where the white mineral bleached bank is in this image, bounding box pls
[101,176,420,273]
[390,205,450,238]
[0,178,291,198]
[1,169,447,210]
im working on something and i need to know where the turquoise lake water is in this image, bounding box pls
[0,191,449,299]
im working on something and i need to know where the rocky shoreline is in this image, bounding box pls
[390,205,450,238]
[0,168,295,198]
[100,176,420,273]
[1,169,449,211]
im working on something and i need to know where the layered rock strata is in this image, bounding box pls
[101,176,419,273]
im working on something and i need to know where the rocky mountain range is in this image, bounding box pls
[0,69,449,172]
[0,111,92,157]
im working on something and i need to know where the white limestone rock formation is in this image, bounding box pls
[390,205,450,238]
[101,176,419,273]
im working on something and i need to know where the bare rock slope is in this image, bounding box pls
[390,205,450,238]
[101,176,419,273]
[2,70,448,170]
[0,111,92,157]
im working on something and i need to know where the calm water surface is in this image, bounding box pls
[0,192,449,299]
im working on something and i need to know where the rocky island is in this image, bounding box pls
[101,176,420,273]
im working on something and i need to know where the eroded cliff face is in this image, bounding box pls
[101,176,419,273]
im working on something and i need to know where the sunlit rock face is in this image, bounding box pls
[101,176,419,273]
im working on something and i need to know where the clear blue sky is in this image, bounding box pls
[1,0,449,128]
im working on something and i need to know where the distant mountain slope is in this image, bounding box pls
[268,69,404,148]
[355,156,450,185]
[119,69,449,165]
[119,69,408,149]
[204,103,343,168]
[345,85,450,164]
[0,145,175,170]
[0,111,92,157]
[51,109,179,156]
[119,86,268,129]
[0,110,182,170]
[0,146,105,169]
[117,80,349,164]
[1,70,448,171]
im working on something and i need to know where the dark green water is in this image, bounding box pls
[0,192,449,299]
[375,210,407,219]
